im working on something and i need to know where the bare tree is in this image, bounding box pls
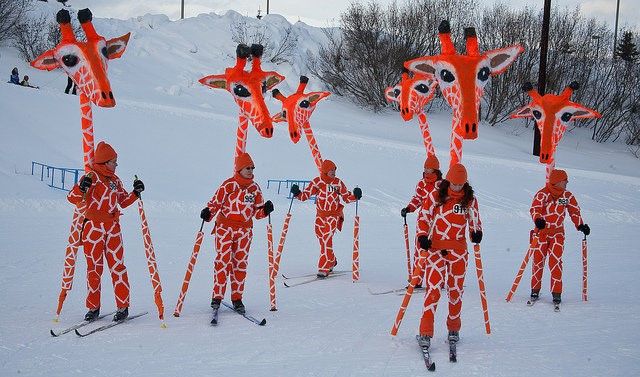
[0,0,31,43]
[230,20,298,64]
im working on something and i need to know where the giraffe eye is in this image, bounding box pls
[414,84,429,93]
[233,84,251,98]
[299,100,310,108]
[62,54,78,67]
[440,69,455,83]
[393,88,400,96]
[560,112,572,122]
[101,47,108,58]
[533,110,542,120]
[477,67,490,82]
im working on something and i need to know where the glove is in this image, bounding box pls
[353,187,362,200]
[417,235,432,250]
[471,230,483,244]
[133,179,145,197]
[577,224,590,236]
[263,200,274,216]
[79,175,92,193]
[534,218,546,230]
[400,207,410,218]
[200,207,212,222]
[290,184,301,198]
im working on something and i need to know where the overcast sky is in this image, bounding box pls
[66,0,638,30]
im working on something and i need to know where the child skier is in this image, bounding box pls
[67,141,144,322]
[200,152,273,314]
[414,163,482,350]
[401,155,442,287]
[529,169,590,305]
[290,159,361,278]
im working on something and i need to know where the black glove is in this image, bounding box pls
[290,184,301,198]
[400,207,410,218]
[471,230,483,244]
[200,207,212,222]
[417,235,432,250]
[353,187,362,200]
[534,218,546,230]
[263,200,274,216]
[577,224,590,236]
[133,179,145,197]
[79,175,92,193]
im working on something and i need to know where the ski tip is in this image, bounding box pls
[49,329,58,337]
[428,363,436,372]
[74,329,82,337]
[210,320,218,326]
[52,316,59,323]
[160,322,168,329]
[283,282,291,288]
[258,318,267,326]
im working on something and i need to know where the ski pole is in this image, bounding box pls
[269,196,295,311]
[352,196,360,282]
[582,235,588,302]
[135,175,166,328]
[473,243,491,334]
[391,251,426,336]
[403,216,412,283]
[53,206,84,321]
[266,212,276,310]
[505,230,538,302]
[174,219,206,317]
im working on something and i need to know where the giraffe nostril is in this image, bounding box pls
[465,123,469,133]
[472,123,476,132]
[101,92,107,99]
[109,91,114,99]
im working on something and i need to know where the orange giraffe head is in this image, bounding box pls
[31,9,130,107]
[405,20,523,139]
[271,76,330,143]
[200,44,285,138]
[384,68,438,122]
[511,81,601,164]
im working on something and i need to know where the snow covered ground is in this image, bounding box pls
[1,7,639,377]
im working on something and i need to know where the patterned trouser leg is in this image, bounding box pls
[419,251,468,337]
[413,219,430,286]
[315,215,339,273]
[531,232,565,294]
[212,225,252,301]
[83,220,130,310]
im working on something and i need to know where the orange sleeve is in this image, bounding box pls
[566,192,584,229]
[207,181,228,216]
[253,186,267,220]
[298,178,320,202]
[116,178,138,209]
[339,180,356,203]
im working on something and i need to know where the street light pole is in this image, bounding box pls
[613,0,620,57]
[267,0,270,15]
[181,0,184,19]
[534,0,552,157]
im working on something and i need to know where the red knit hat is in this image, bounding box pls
[94,141,117,164]
[548,169,568,185]
[235,152,254,172]
[446,163,467,185]
[424,155,440,170]
[320,159,337,174]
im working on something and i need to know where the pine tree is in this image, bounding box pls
[615,31,639,63]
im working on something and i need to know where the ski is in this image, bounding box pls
[395,287,426,295]
[554,303,561,312]
[283,271,349,287]
[74,312,148,337]
[367,287,407,295]
[221,301,266,326]
[50,310,117,337]
[282,270,350,280]
[449,340,457,362]
[526,298,538,306]
[416,335,436,372]
[210,308,219,326]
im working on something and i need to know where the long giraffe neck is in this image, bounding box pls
[417,112,435,157]
[302,121,323,173]
[449,116,464,167]
[80,93,94,171]
[235,113,249,162]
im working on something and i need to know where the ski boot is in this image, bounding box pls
[552,292,562,305]
[232,299,246,314]
[528,289,540,306]
[329,259,337,273]
[210,298,221,310]
[417,334,431,349]
[113,307,129,322]
[448,330,459,343]
[448,331,459,362]
[84,308,100,321]
[316,271,329,279]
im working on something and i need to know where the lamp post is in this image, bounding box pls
[592,35,601,61]
[181,0,184,19]
[533,0,552,157]
[613,0,620,58]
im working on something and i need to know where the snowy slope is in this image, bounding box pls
[1,9,639,377]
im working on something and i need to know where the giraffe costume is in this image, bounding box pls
[415,164,482,339]
[294,160,358,276]
[202,153,271,311]
[67,142,142,321]
[529,169,589,303]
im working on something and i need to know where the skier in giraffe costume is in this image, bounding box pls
[414,163,482,349]
[290,160,361,278]
[401,155,443,288]
[529,169,590,305]
[67,142,144,322]
[200,153,274,314]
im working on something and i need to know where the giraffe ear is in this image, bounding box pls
[199,74,227,89]
[272,111,286,123]
[562,104,602,119]
[307,91,330,106]
[486,45,524,75]
[385,86,399,102]
[31,49,59,71]
[264,72,285,90]
[510,104,533,119]
[106,33,131,60]
[404,58,437,78]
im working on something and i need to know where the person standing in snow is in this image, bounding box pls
[67,141,145,322]
[401,155,442,288]
[200,152,273,314]
[9,67,19,85]
[414,163,482,350]
[529,169,590,305]
[290,159,361,278]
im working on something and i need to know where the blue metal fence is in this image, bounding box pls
[31,161,83,191]
[267,179,315,200]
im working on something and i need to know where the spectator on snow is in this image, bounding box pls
[9,67,19,85]
[20,75,39,89]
